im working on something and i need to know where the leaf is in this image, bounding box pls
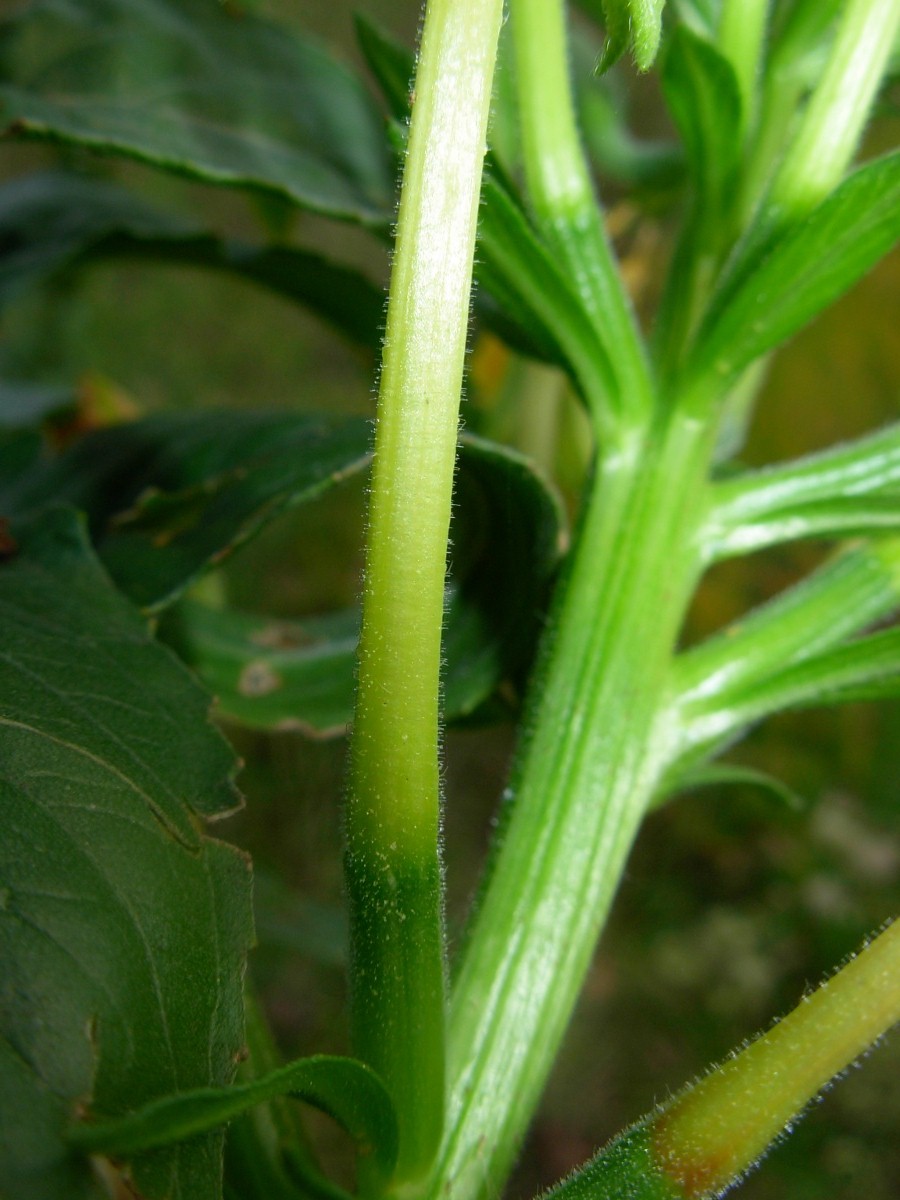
[588,0,665,72]
[0,171,385,350]
[661,27,742,216]
[658,762,803,811]
[0,508,254,1200]
[69,1055,398,1187]
[689,151,900,389]
[160,432,564,733]
[354,13,413,125]
[0,410,374,611]
[477,175,617,406]
[0,0,394,225]
[709,493,900,557]
[716,625,900,719]
[707,421,900,558]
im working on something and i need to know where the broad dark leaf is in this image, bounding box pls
[689,152,900,389]
[0,171,385,350]
[160,432,564,732]
[0,411,374,611]
[0,508,253,1200]
[0,0,394,225]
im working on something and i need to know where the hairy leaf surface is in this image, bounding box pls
[0,509,254,1200]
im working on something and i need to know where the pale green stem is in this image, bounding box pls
[425,412,716,1200]
[653,919,900,1196]
[717,0,770,134]
[510,0,654,429]
[771,0,900,218]
[345,0,503,1182]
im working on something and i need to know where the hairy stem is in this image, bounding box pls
[345,0,503,1181]
[426,411,716,1200]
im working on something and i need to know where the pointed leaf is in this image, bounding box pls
[658,762,803,811]
[709,493,900,557]
[477,175,617,407]
[0,171,385,349]
[354,14,413,124]
[590,0,665,72]
[0,0,394,225]
[0,508,254,1200]
[662,27,742,215]
[690,152,900,388]
[708,421,900,557]
[70,1055,398,1187]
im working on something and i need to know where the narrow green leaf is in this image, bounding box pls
[478,175,617,413]
[591,0,665,72]
[0,508,254,1200]
[709,625,900,720]
[689,152,900,389]
[672,540,900,765]
[662,26,742,212]
[708,421,900,558]
[354,13,413,124]
[655,26,742,366]
[0,0,394,225]
[659,762,803,811]
[0,172,385,349]
[69,1056,398,1186]
[709,494,900,557]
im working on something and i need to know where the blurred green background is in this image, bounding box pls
[2,1,899,1197]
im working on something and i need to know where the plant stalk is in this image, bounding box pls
[345,0,503,1182]
[510,0,653,428]
[426,411,716,1200]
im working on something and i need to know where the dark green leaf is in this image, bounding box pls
[354,13,413,124]
[661,27,741,215]
[689,152,900,388]
[0,171,385,349]
[160,432,564,732]
[0,508,253,1200]
[0,0,394,225]
[477,175,617,406]
[659,762,804,811]
[69,1055,398,1187]
[162,602,361,735]
[0,411,374,611]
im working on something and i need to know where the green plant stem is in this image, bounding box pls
[717,0,770,133]
[770,0,900,218]
[510,0,653,429]
[425,411,716,1200]
[345,0,503,1182]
